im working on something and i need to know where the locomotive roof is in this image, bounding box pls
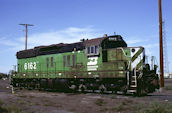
[16,35,125,59]
[84,37,105,46]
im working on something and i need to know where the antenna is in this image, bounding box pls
[19,24,34,50]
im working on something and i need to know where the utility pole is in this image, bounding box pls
[19,24,34,50]
[159,0,164,87]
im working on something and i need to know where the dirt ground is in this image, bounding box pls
[0,79,172,113]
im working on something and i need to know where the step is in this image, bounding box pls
[131,80,137,83]
[132,76,137,78]
[127,90,136,93]
[130,85,137,87]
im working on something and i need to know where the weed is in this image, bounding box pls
[95,99,106,106]
[111,95,117,99]
[43,103,51,106]
[2,104,22,113]
[30,103,34,106]
[0,99,23,113]
[135,102,172,113]
[34,103,40,106]
[18,95,27,98]
[116,103,124,112]
[0,99,8,113]
[165,86,172,90]
[0,106,8,113]
[100,107,108,112]
[18,100,26,105]
[0,99,3,105]
[28,95,35,98]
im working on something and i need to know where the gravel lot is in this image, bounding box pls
[0,78,172,113]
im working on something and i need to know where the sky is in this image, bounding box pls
[0,0,172,74]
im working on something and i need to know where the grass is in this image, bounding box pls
[116,103,124,111]
[0,99,8,113]
[111,95,117,99]
[94,99,106,106]
[100,107,109,112]
[0,99,22,113]
[43,103,51,106]
[135,101,172,113]
[165,86,172,90]
[2,104,22,113]
[114,99,135,112]
[0,99,3,105]
[18,95,27,98]
[98,100,172,113]
[0,104,22,113]
[28,95,35,98]
[0,106,8,113]
[18,100,26,105]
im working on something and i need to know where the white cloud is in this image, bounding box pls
[0,37,20,47]
[0,26,102,52]
[1,28,171,73]
[16,26,101,50]
[0,65,12,74]
[125,36,159,60]
[126,39,143,45]
[125,36,149,46]
[0,30,159,58]
[142,43,159,58]
[0,26,102,73]
[125,36,160,67]
[143,43,159,49]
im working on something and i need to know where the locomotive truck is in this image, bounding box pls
[12,34,159,95]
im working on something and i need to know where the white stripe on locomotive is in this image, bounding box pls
[130,48,145,70]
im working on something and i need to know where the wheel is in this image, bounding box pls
[69,84,78,93]
[99,84,106,93]
[79,84,86,93]
[121,86,128,95]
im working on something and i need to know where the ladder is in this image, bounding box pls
[127,69,137,93]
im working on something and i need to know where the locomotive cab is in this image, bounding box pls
[98,35,159,95]
[101,35,127,62]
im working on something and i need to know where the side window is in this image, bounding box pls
[87,47,90,54]
[87,45,99,55]
[95,46,98,54]
[46,57,49,68]
[67,55,70,66]
[51,57,53,67]
[91,46,94,53]
[63,56,66,67]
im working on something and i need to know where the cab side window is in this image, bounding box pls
[91,46,94,53]
[95,46,98,54]
[87,47,90,54]
[86,45,99,56]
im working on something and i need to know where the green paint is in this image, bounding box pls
[15,46,144,79]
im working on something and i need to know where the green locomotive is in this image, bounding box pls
[12,34,159,95]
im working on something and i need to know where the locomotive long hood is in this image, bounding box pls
[16,35,127,59]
